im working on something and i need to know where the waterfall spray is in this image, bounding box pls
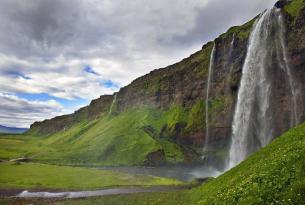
[204,43,216,152]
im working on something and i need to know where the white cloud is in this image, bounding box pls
[0,92,65,128]
[0,54,118,100]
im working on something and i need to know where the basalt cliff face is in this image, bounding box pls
[29,0,305,169]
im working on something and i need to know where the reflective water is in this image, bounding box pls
[16,187,176,199]
[101,164,221,182]
[15,164,220,199]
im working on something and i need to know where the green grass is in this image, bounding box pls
[0,134,50,160]
[50,121,305,204]
[284,0,305,17]
[0,106,190,166]
[218,17,257,41]
[0,162,182,191]
[0,103,209,166]
[39,107,164,166]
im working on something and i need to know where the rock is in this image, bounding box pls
[144,150,166,166]
[10,157,30,163]
[275,0,290,8]
[192,177,214,185]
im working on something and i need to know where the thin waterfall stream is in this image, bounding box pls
[108,93,117,116]
[225,33,236,94]
[277,10,299,127]
[204,43,216,152]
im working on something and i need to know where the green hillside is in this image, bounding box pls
[0,106,191,166]
[54,121,305,205]
[0,101,217,166]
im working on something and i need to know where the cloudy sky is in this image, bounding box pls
[0,0,276,128]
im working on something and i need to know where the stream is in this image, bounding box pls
[16,186,184,199]
[15,164,220,199]
[99,164,221,182]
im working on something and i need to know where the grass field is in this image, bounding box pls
[0,162,183,191]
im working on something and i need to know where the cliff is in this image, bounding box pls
[28,0,305,168]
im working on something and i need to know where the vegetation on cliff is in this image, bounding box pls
[284,0,304,16]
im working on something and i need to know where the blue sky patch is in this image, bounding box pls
[100,80,120,89]
[16,92,89,110]
[84,65,100,76]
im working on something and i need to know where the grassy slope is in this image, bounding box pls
[0,162,182,190]
[0,107,184,166]
[0,105,202,166]
[54,121,305,205]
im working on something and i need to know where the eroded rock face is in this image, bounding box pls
[144,150,166,166]
[275,0,290,9]
[28,2,305,166]
[289,6,305,123]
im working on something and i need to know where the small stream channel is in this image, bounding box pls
[16,186,184,199]
[99,164,220,182]
[15,164,220,199]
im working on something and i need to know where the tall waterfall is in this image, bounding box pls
[228,8,300,168]
[108,93,117,116]
[204,43,216,151]
[228,10,275,168]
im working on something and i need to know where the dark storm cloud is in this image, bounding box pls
[0,0,277,60]
[0,0,100,58]
[166,0,276,46]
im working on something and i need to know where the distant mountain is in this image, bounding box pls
[0,125,28,134]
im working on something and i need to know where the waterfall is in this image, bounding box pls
[204,43,216,152]
[229,33,235,56]
[277,11,299,127]
[228,10,275,168]
[228,8,300,168]
[108,93,117,116]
